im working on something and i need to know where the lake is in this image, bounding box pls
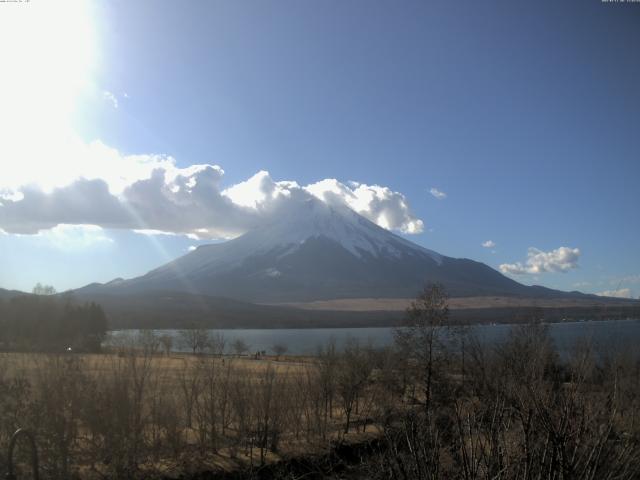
[110,318,640,356]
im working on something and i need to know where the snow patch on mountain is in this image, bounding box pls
[144,197,442,283]
[234,198,442,263]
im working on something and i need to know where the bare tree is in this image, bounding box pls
[317,338,339,438]
[394,283,449,412]
[272,343,288,359]
[178,358,202,430]
[136,330,160,355]
[252,365,288,463]
[179,328,210,355]
[337,338,372,434]
[158,333,173,356]
[208,332,226,356]
[232,338,250,356]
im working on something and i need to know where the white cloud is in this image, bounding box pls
[223,170,296,210]
[429,187,447,200]
[0,190,24,202]
[597,288,632,299]
[0,144,425,239]
[187,245,197,252]
[499,247,581,275]
[103,90,118,109]
[305,179,424,234]
[482,240,496,248]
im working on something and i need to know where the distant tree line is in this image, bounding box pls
[0,286,107,352]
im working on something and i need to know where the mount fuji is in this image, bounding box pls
[77,197,582,304]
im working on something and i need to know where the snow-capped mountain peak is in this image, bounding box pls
[81,197,539,303]
[236,198,442,262]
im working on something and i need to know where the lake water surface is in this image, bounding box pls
[111,318,640,355]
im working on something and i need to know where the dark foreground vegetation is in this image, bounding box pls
[0,285,638,479]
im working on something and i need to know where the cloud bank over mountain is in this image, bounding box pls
[0,141,424,239]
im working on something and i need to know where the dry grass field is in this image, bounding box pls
[1,351,312,380]
[272,295,637,311]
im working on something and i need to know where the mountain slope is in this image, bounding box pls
[77,198,587,303]
[0,288,29,300]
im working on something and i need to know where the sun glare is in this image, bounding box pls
[0,0,95,190]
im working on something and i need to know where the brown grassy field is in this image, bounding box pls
[1,351,312,380]
[271,295,638,311]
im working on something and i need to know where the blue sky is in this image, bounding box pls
[0,0,639,298]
